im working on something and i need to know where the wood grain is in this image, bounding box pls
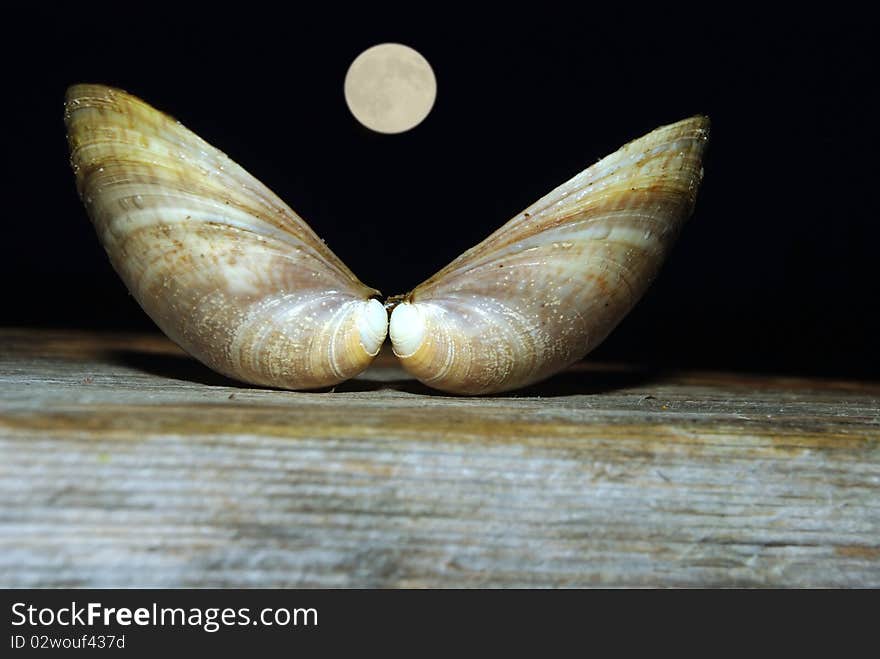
[1,328,878,587]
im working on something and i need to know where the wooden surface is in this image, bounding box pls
[1,328,878,587]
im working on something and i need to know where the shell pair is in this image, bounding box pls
[65,84,708,394]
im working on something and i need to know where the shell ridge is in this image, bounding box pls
[66,85,363,284]
[415,122,707,292]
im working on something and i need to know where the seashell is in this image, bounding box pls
[388,115,709,394]
[66,84,708,395]
[65,84,387,390]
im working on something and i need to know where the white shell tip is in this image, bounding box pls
[357,298,389,356]
[389,302,426,357]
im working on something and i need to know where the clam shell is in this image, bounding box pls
[65,84,387,389]
[389,116,709,394]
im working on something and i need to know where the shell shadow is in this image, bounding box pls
[104,348,662,398]
[505,367,664,397]
[104,349,260,389]
[336,366,664,398]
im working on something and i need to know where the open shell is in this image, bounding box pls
[66,84,708,395]
[65,84,387,389]
[389,116,709,394]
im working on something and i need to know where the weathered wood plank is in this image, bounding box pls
[1,328,878,587]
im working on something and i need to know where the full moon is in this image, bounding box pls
[344,43,437,134]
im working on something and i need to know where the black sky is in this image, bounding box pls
[3,7,877,378]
